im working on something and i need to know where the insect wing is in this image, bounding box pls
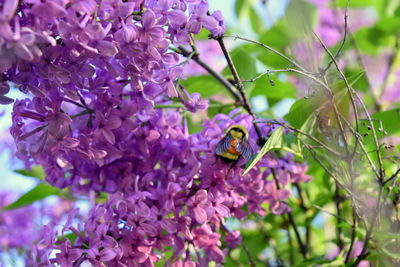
[215,134,232,156]
[237,140,253,161]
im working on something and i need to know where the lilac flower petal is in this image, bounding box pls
[96,40,118,57]
[0,95,14,105]
[168,10,187,26]
[2,0,18,20]
[194,206,207,224]
[14,44,34,61]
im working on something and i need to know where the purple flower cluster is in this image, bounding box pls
[5,0,223,189]
[31,110,311,265]
[2,0,311,265]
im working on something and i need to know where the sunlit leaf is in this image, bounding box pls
[14,165,45,180]
[243,127,284,175]
[181,75,226,98]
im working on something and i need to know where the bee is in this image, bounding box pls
[215,125,253,164]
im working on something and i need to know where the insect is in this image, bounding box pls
[215,125,253,165]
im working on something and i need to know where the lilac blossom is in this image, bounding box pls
[1,0,313,265]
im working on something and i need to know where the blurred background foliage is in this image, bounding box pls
[180,0,400,266]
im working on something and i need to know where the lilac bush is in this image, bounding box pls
[0,0,311,265]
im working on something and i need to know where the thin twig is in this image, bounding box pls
[271,169,308,259]
[334,182,344,249]
[224,35,308,72]
[383,167,400,185]
[312,204,351,225]
[276,122,343,158]
[337,113,380,179]
[353,91,385,180]
[73,254,87,267]
[215,37,264,143]
[353,185,383,265]
[172,46,243,103]
[241,68,329,91]
[220,222,256,267]
[312,31,360,134]
[323,0,349,74]
[301,141,353,196]
[345,208,357,263]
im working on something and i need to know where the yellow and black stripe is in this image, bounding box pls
[215,125,253,163]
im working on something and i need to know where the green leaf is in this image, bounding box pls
[249,7,265,34]
[259,19,297,48]
[372,108,400,135]
[381,239,400,260]
[57,232,78,245]
[286,0,318,37]
[375,16,400,35]
[181,75,226,98]
[250,74,296,100]
[331,71,365,93]
[234,0,246,18]
[361,108,400,144]
[284,71,364,129]
[3,183,60,210]
[14,165,45,180]
[284,97,318,129]
[243,127,284,175]
[354,27,393,55]
[223,47,258,81]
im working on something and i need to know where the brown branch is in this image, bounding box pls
[271,169,308,259]
[384,167,400,185]
[174,46,243,103]
[220,222,256,267]
[312,31,360,134]
[214,37,264,143]
[323,0,349,74]
[345,209,357,263]
[334,182,344,249]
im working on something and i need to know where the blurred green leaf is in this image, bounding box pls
[286,0,318,37]
[334,0,379,8]
[250,74,296,100]
[284,97,318,129]
[223,47,258,80]
[373,108,400,135]
[285,71,364,129]
[14,165,45,180]
[249,7,265,34]
[361,108,400,145]
[3,183,60,210]
[354,27,393,55]
[259,19,296,48]
[181,75,226,98]
[239,233,267,265]
[375,17,400,35]
[381,239,400,260]
[207,100,235,118]
[243,127,284,175]
[234,0,246,18]
[194,28,212,40]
